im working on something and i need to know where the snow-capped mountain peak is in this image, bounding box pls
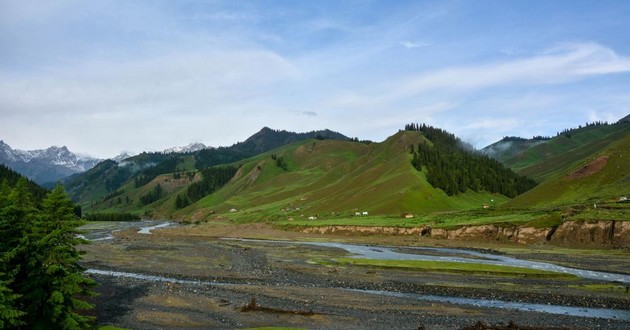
[0,140,102,184]
[111,152,135,163]
[163,142,210,154]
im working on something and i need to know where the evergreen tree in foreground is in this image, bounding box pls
[0,182,96,329]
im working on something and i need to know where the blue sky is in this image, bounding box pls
[1,0,629,157]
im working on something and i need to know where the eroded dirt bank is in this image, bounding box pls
[300,220,630,248]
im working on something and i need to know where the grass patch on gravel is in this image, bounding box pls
[331,258,576,279]
[245,328,307,330]
[569,283,630,293]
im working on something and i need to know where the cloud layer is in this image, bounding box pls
[1,1,629,157]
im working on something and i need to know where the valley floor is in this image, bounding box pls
[80,221,630,329]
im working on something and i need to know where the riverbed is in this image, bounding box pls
[79,221,630,329]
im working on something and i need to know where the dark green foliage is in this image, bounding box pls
[175,165,238,209]
[175,193,190,209]
[194,128,348,170]
[0,275,24,328]
[194,147,247,171]
[271,154,288,170]
[139,184,163,205]
[134,157,180,188]
[406,123,537,197]
[83,212,140,221]
[0,181,95,329]
[0,164,48,202]
[65,127,349,205]
[64,160,132,201]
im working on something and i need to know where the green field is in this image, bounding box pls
[325,258,575,278]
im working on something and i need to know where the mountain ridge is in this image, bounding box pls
[64,127,350,203]
[0,140,101,184]
[82,128,523,220]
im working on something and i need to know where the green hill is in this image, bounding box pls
[64,127,349,206]
[479,116,630,209]
[507,133,630,208]
[483,118,629,183]
[508,123,629,182]
[85,129,528,221]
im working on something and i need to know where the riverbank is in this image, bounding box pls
[80,221,630,329]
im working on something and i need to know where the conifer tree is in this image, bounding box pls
[19,185,96,329]
[0,275,24,328]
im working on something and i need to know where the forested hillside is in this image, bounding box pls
[405,124,537,197]
[0,173,95,328]
[0,164,48,202]
[65,127,349,206]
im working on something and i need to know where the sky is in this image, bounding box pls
[1,0,630,158]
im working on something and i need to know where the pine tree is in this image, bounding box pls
[0,275,24,328]
[19,185,96,329]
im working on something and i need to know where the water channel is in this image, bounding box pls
[225,238,630,284]
[81,224,630,321]
[85,268,630,321]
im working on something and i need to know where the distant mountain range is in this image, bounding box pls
[0,141,101,185]
[68,115,628,219]
[162,142,211,154]
[63,127,350,203]
[5,113,628,214]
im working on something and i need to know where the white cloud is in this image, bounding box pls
[464,118,518,131]
[586,110,623,124]
[0,49,298,116]
[400,43,630,94]
[327,43,630,111]
[400,40,431,49]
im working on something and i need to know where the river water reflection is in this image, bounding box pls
[225,238,630,284]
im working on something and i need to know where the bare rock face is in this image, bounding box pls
[614,221,630,248]
[301,225,423,235]
[550,220,628,248]
[299,220,630,249]
[514,227,551,244]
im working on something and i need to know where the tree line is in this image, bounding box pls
[139,183,163,205]
[270,154,288,170]
[83,212,140,222]
[175,165,238,209]
[0,178,95,329]
[405,123,538,197]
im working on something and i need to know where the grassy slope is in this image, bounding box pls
[507,123,629,182]
[173,131,507,222]
[507,133,630,208]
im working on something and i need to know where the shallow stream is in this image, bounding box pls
[85,268,630,321]
[225,238,630,284]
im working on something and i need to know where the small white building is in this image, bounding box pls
[362,211,368,216]
[355,212,361,216]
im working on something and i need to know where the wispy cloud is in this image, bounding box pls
[332,43,630,109]
[400,40,431,49]
[0,50,298,115]
[401,43,630,94]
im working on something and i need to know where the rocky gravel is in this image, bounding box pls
[81,223,630,329]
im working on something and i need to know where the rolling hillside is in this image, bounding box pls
[64,127,349,205]
[478,114,630,208]
[483,117,629,183]
[86,130,518,221]
[507,133,630,208]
